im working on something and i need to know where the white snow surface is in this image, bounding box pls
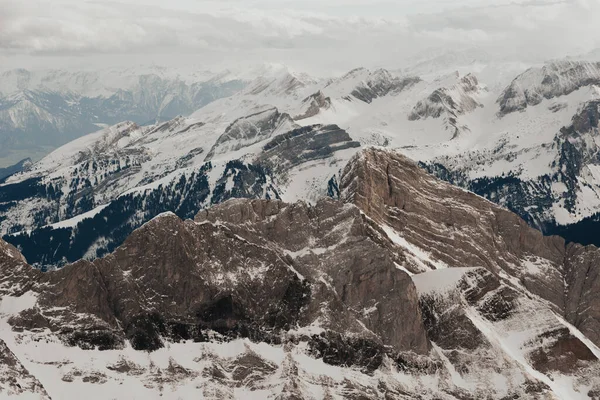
[5,58,600,235]
[3,60,600,399]
[412,268,477,294]
[0,296,443,399]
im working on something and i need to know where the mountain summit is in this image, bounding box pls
[1,148,600,398]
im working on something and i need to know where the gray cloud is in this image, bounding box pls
[1,0,599,72]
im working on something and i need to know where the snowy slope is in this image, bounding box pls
[415,267,600,400]
[5,58,600,264]
[0,67,249,168]
[295,60,600,229]
[3,147,600,398]
[3,58,600,399]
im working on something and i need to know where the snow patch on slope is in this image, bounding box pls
[412,268,477,295]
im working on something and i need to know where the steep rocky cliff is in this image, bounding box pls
[2,148,600,398]
[343,149,600,348]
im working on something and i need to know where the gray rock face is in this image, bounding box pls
[205,108,298,161]
[498,61,600,115]
[257,124,360,176]
[340,148,600,349]
[342,68,420,104]
[196,199,429,354]
[1,197,429,357]
[408,73,483,139]
[293,91,331,120]
[416,267,600,398]
[3,147,600,398]
[564,243,600,346]
[0,339,50,399]
[409,74,481,119]
[341,149,563,272]
[0,239,38,296]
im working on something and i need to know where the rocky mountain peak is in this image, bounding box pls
[408,73,484,138]
[459,72,479,89]
[1,193,430,357]
[323,67,420,104]
[293,90,331,120]
[342,148,600,349]
[0,239,26,264]
[498,60,600,115]
[205,107,298,160]
[3,147,600,397]
[569,99,600,135]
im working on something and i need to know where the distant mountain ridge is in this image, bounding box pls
[5,59,600,264]
[4,58,600,398]
[0,68,247,167]
[0,158,30,181]
[2,148,600,398]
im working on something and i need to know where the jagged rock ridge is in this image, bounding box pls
[408,73,484,138]
[0,112,359,266]
[498,61,600,115]
[1,148,600,398]
[0,69,247,166]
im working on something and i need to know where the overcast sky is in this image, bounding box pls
[1,0,599,73]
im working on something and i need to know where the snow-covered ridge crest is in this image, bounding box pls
[3,147,600,398]
[409,73,484,120]
[205,107,298,161]
[0,80,361,262]
[408,72,486,139]
[322,67,420,103]
[498,60,600,115]
[0,66,250,168]
[8,58,600,263]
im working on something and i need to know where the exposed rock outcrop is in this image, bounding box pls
[256,124,361,177]
[416,267,600,398]
[1,196,429,358]
[205,108,298,161]
[349,69,420,104]
[293,91,331,120]
[408,73,484,139]
[2,147,600,398]
[498,61,600,115]
[323,68,420,104]
[341,148,600,350]
[0,339,50,399]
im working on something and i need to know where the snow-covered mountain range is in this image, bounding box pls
[4,59,600,262]
[0,67,247,167]
[2,148,600,399]
[3,57,600,398]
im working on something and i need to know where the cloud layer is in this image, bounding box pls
[1,0,599,72]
